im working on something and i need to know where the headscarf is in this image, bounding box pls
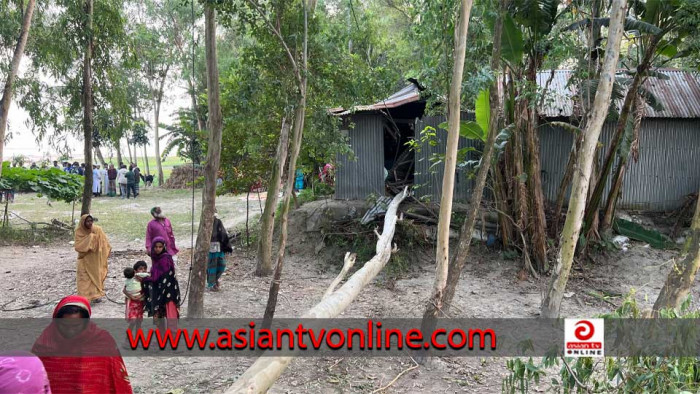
[147,236,174,282]
[32,296,117,357]
[0,351,52,394]
[32,296,132,394]
[74,215,111,296]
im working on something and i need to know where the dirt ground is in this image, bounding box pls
[1,210,690,394]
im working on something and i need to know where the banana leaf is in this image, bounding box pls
[613,218,675,249]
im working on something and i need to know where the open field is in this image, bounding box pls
[3,187,265,246]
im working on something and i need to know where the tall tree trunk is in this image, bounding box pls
[0,0,35,177]
[95,146,107,167]
[541,0,627,318]
[601,94,643,231]
[187,4,223,318]
[552,134,582,234]
[525,64,548,271]
[423,0,474,331]
[652,191,700,314]
[116,143,123,166]
[262,0,309,323]
[80,0,94,216]
[153,65,170,186]
[255,118,290,276]
[142,144,150,175]
[583,35,660,232]
[423,0,504,329]
[125,136,133,164]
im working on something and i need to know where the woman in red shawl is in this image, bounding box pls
[31,296,133,394]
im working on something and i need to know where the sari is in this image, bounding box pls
[143,237,180,331]
[74,215,111,301]
[31,296,133,394]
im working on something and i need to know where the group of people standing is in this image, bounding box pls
[96,162,152,199]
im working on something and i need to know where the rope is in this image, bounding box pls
[177,0,198,308]
[1,298,61,312]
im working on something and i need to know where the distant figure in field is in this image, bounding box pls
[53,160,60,169]
[125,166,136,199]
[30,162,38,170]
[107,164,117,197]
[145,207,179,262]
[74,214,111,304]
[100,165,108,196]
[117,165,128,198]
[132,165,141,196]
[144,174,154,187]
[92,165,101,197]
[69,162,81,175]
[207,209,233,291]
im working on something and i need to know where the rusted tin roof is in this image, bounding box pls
[332,70,700,118]
[330,83,422,116]
[539,69,700,118]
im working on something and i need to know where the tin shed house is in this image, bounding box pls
[332,70,700,210]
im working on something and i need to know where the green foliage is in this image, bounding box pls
[0,163,83,203]
[161,109,206,165]
[475,88,490,133]
[499,14,525,66]
[503,294,700,393]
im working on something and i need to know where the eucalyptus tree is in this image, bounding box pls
[129,0,181,186]
[0,0,36,177]
[541,0,627,318]
[583,0,700,234]
[187,0,224,319]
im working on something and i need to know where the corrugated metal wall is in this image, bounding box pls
[337,112,700,210]
[540,119,700,211]
[413,113,480,202]
[335,114,386,200]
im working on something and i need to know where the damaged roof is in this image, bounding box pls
[329,83,422,116]
[333,70,700,119]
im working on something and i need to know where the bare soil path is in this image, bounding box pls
[0,231,685,393]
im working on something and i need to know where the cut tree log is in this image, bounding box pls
[323,252,356,299]
[225,187,409,394]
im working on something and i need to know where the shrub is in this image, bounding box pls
[0,163,83,203]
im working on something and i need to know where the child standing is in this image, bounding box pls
[123,261,149,338]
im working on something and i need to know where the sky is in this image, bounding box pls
[4,66,191,163]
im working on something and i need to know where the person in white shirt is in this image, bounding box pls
[117,165,128,199]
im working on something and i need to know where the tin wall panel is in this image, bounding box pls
[413,113,480,203]
[335,114,386,200]
[540,119,700,211]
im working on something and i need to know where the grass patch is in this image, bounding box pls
[0,225,72,246]
[5,187,256,244]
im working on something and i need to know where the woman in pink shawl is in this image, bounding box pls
[0,351,51,393]
[145,207,178,259]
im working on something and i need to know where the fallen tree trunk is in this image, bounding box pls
[225,188,408,394]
